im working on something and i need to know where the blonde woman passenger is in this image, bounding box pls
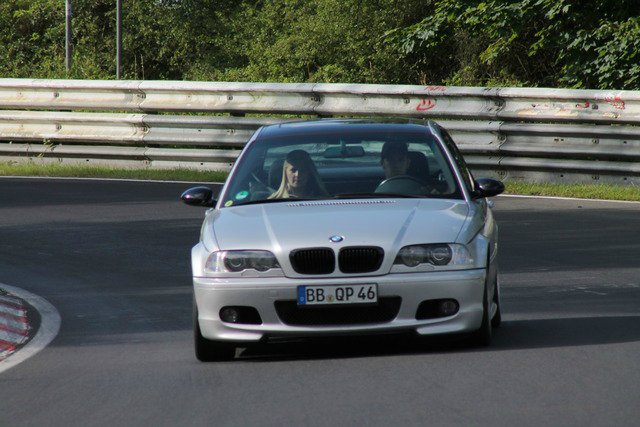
[269,150,329,199]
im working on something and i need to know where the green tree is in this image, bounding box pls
[213,0,430,84]
[1,0,639,89]
[0,0,66,78]
[389,0,640,89]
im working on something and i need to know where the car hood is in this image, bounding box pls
[206,198,471,252]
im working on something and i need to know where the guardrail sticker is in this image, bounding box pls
[603,95,626,110]
[424,86,447,92]
[416,98,437,111]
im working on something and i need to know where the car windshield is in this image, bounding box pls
[220,125,463,207]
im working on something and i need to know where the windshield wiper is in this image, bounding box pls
[234,193,422,206]
[233,197,317,207]
[333,192,423,199]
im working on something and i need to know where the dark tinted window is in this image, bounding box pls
[220,126,464,207]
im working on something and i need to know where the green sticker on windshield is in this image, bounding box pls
[236,190,249,200]
[224,200,234,207]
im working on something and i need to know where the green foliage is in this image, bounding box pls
[561,17,640,89]
[0,0,66,77]
[391,0,640,89]
[0,0,239,80]
[208,0,429,84]
[0,0,639,89]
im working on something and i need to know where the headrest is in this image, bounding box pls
[406,151,429,180]
[268,158,285,189]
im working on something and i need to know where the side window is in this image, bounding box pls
[439,128,475,193]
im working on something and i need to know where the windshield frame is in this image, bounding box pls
[216,121,466,209]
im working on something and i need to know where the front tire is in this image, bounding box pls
[193,300,236,362]
[470,274,493,347]
[491,277,502,329]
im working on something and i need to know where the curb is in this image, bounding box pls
[0,284,61,374]
[0,292,30,360]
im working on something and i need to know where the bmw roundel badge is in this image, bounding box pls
[329,235,344,243]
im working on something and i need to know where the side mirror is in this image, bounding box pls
[473,178,505,198]
[180,186,217,207]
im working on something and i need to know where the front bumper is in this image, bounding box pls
[194,269,486,342]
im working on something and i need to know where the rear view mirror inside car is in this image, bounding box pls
[323,145,365,158]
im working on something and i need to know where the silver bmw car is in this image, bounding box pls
[182,119,504,361]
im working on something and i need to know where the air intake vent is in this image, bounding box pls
[289,248,335,275]
[275,297,401,326]
[338,246,384,273]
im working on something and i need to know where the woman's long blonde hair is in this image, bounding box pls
[269,150,328,199]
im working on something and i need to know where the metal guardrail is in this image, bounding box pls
[0,79,639,184]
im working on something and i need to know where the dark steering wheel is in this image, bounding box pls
[375,175,426,195]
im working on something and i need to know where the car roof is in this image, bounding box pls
[257,119,434,138]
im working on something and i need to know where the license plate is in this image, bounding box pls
[297,284,378,306]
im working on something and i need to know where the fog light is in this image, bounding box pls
[219,306,263,325]
[220,307,240,323]
[439,300,459,317]
[416,299,458,320]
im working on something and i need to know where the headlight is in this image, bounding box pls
[394,244,473,268]
[205,250,281,274]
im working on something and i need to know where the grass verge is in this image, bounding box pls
[0,162,228,183]
[504,181,640,202]
[0,162,638,202]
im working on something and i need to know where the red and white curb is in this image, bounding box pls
[0,293,30,360]
[0,283,60,374]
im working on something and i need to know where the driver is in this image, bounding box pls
[380,141,410,178]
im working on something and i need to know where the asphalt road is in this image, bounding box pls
[1,177,639,426]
